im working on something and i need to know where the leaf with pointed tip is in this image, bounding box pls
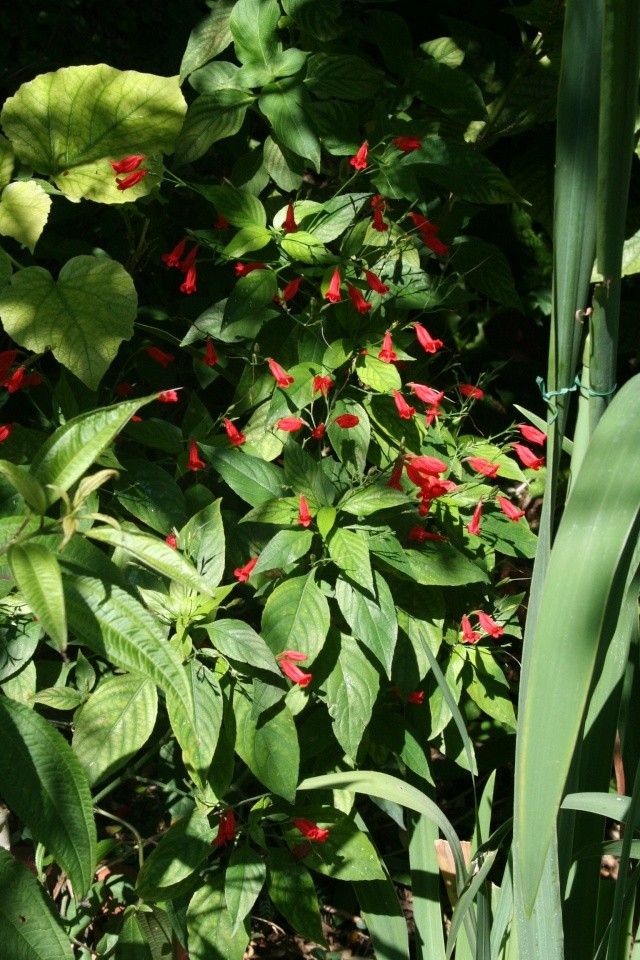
[188,873,250,960]
[226,845,266,935]
[261,573,330,663]
[335,573,397,677]
[234,693,299,802]
[8,543,67,651]
[0,848,73,960]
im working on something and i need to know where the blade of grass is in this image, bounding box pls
[408,808,446,960]
[353,812,410,960]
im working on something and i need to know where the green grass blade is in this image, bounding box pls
[606,761,640,960]
[353,813,410,960]
[515,372,640,914]
[408,808,446,960]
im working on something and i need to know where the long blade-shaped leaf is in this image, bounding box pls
[0,848,73,959]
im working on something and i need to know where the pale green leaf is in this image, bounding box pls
[222,225,272,258]
[261,573,330,663]
[72,674,157,786]
[207,448,285,506]
[0,848,73,960]
[0,696,97,896]
[115,914,153,960]
[0,256,137,390]
[180,0,235,79]
[0,136,14,190]
[29,686,84,711]
[263,135,304,191]
[284,441,336,505]
[8,543,67,652]
[0,181,51,253]
[234,692,299,802]
[283,810,386,881]
[303,192,370,243]
[281,231,333,264]
[324,634,380,759]
[226,845,266,935]
[137,810,214,901]
[464,648,516,731]
[252,529,313,574]
[187,873,250,960]
[326,399,370,474]
[179,499,226,588]
[357,355,402,392]
[337,483,408,517]
[406,544,489,587]
[335,572,397,677]
[230,0,281,67]
[328,528,373,594]
[177,661,223,785]
[205,619,281,676]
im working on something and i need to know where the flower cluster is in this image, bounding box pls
[162,238,200,295]
[277,650,312,687]
[111,154,149,191]
[461,611,504,644]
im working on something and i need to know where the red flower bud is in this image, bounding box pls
[349,141,368,171]
[234,557,258,582]
[110,155,146,174]
[115,169,149,191]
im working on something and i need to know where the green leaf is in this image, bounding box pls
[208,448,285,506]
[337,483,408,517]
[230,0,281,67]
[241,495,300,526]
[303,192,370,243]
[0,181,51,253]
[86,525,218,596]
[0,696,97,896]
[0,848,73,960]
[406,544,489,587]
[173,90,254,166]
[464,649,516,730]
[280,231,333,265]
[29,397,154,507]
[222,225,272,258]
[263,135,304,191]
[335,572,397,677]
[226,845,266,935]
[0,135,14,190]
[412,59,487,121]
[30,686,84,711]
[253,529,313,574]
[137,810,214,901]
[198,184,267,228]
[1,66,186,202]
[284,441,336,505]
[0,257,137,390]
[400,137,520,205]
[0,462,47,515]
[305,54,384,101]
[0,618,40,683]
[323,633,380,759]
[180,0,235,80]
[115,914,153,960]
[179,661,223,784]
[179,499,225,588]
[224,269,277,325]
[267,848,326,944]
[115,458,187,535]
[326,399,370,474]
[8,543,67,652]
[328,528,374,594]
[190,61,242,95]
[451,237,521,309]
[187,873,250,960]
[283,0,344,41]
[261,573,330,663]
[233,692,299,802]
[283,810,386,881]
[205,619,281,676]
[259,78,321,170]
[72,674,158,786]
[357,355,402,392]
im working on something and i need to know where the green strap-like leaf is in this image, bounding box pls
[0,848,73,960]
[8,542,67,651]
[0,697,97,896]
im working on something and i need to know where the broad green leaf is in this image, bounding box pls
[222,225,272,258]
[1,65,186,202]
[115,914,153,960]
[267,848,326,944]
[0,257,137,390]
[283,0,344,41]
[464,648,516,730]
[303,192,370,243]
[224,269,277,325]
[230,0,281,67]
[399,137,520,205]
[115,458,187,535]
[328,528,373,594]
[421,37,466,67]
[207,448,285,506]
[180,0,235,79]
[406,544,489,587]
[173,90,254,166]
[137,810,214,901]
[29,686,84,710]
[190,61,242,95]
[283,809,386,881]
[205,619,281,676]
[0,135,14,189]
[226,845,266,935]
[187,873,250,960]
[305,53,384,101]
[179,499,225,588]
[180,661,223,784]
[335,572,397,677]
[8,543,66,652]
[86,525,218,596]
[412,59,487,121]
[451,237,521,309]
[316,506,337,539]
[326,399,370,474]
[0,696,97,896]
[281,231,333,264]
[0,181,51,252]
[263,135,304,191]
[259,78,321,170]
[261,573,330,663]
[198,183,267,228]
[357,355,402,392]
[252,529,313,574]
[284,440,336,505]
[29,397,154,507]
[324,634,380,759]
[0,618,40,682]
[241,494,301,526]
[337,483,408,516]
[233,692,299,802]
[72,674,157,786]
[0,848,72,960]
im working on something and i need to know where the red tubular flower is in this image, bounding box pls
[179,244,199,273]
[213,213,229,229]
[223,418,246,447]
[115,169,149,190]
[158,390,179,403]
[407,211,435,233]
[424,531,448,542]
[407,383,444,405]
[460,383,484,400]
[371,205,388,232]
[298,493,312,527]
[313,375,334,396]
[408,526,430,542]
[477,611,504,638]
[202,337,219,366]
[281,650,309,662]
[161,237,188,268]
[179,265,197,295]
[518,423,547,446]
[277,417,304,432]
[394,136,421,152]
[293,818,330,842]
[387,462,404,491]
[408,691,425,704]
[110,155,146,174]
[165,533,177,548]
[334,414,359,428]
[426,405,442,426]
[278,654,312,687]
[378,331,398,363]
[325,268,342,304]
[467,498,483,536]
[497,496,525,521]
[115,382,134,396]
[212,809,236,848]
[349,141,368,170]
[413,324,443,354]
[393,390,416,420]
[512,443,545,471]
[282,203,298,233]
[424,233,449,256]
[268,358,294,388]
[235,262,267,277]
[4,367,25,393]
[363,269,389,295]
[311,423,326,439]
[234,557,259,582]
[145,346,174,367]
[283,277,303,302]
[467,457,499,478]
[461,614,481,644]
[188,438,205,472]
[348,284,372,314]
[0,425,12,442]
[371,194,386,209]
[131,415,143,423]
[405,455,447,482]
